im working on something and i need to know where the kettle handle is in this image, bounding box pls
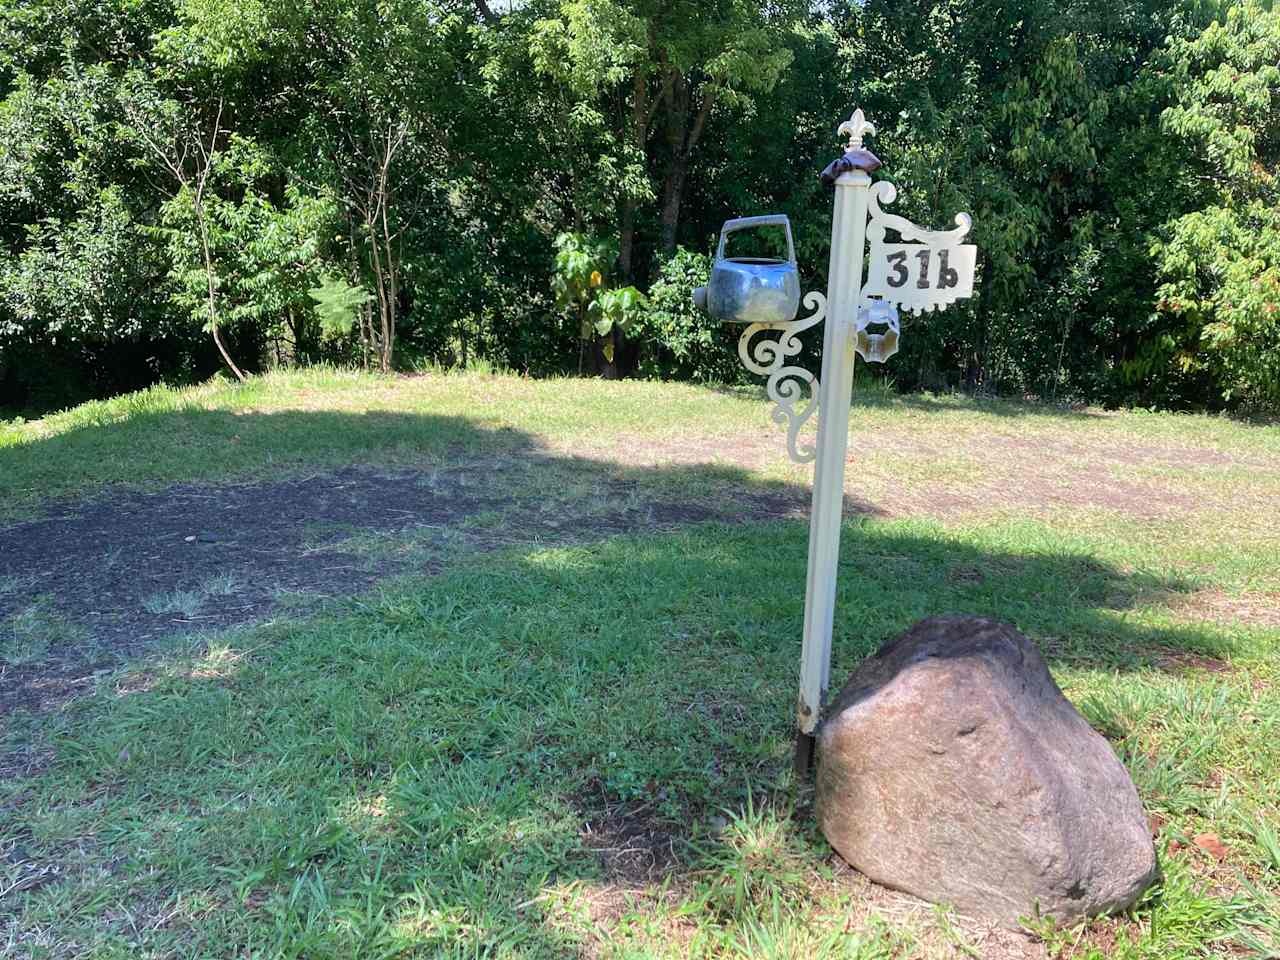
[717,215,796,266]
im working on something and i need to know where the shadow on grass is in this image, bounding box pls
[0,409,844,717]
[0,402,1223,715]
[0,408,1257,956]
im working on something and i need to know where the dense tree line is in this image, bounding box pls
[1,0,1277,413]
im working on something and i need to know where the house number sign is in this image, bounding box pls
[863,183,977,314]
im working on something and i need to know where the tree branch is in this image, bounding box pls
[643,67,676,133]
[190,99,246,383]
[685,86,717,158]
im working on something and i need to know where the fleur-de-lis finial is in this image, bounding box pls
[838,108,875,151]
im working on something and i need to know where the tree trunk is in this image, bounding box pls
[619,69,652,281]
[130,98,246,382]
[194,203,246,382]
[619,199,637,280]
[211,324,245,382]
[365,204,392,373]
[973,250,992,395]
[656,73,714,256]
[361,300,374,369]
[187,103,245,383]
[659,158,689,255]
[598,329,620,380]
[378,172,398,372]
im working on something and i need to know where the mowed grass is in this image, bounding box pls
[3,366,1277,516]
[2,370,1279,959]
[0,369,763,515]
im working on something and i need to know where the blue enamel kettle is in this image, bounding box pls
[693,215,801,325]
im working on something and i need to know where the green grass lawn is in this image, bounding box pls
[2,370,1278,958]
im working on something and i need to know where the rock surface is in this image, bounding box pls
[816,616,1158,927]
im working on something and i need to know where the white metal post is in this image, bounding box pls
[796,169,869,743]
[708,107,977,778]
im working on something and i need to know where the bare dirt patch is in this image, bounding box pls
[856,429,1257,520]
[657,423,1278,522]
[872,474,1204,521]
[0,467,471,717]
[1152,650,1235,675]
[577,793,684,886]
[821,859,1047,960]
[546,431,787,472]
[1165,590,1280,630]
[979,433,1262,470]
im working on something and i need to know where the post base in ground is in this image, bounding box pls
[793,730,816,780]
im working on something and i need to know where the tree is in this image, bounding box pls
[1152,1,1280,407]
[155,0,468,374]
[522,0,798,379]
[0,0,195,407]
[123,86,248,380]
[837,0,1216,398]
[531,0,798,265]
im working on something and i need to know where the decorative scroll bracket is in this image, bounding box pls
[736,290,828,463]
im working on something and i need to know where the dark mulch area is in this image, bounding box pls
[574,778,686,885]
[0,465,802,719]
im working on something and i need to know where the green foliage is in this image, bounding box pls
[0,186,166,345]
[308,276,371,339]
[634,247,744,383]
[2,0,1279,411]
[592,285,648,337]
[152,161,340,349]
[551,231,613,340]
[837,0,1199,399]
[550,231,649,369]
[530,0,800,254]
[1152,1,1280,409]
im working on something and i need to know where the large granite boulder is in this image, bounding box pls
[816,616,1157,927]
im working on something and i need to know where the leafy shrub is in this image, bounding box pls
[634,248,745,384]
[551,232,648,371]
[1151,2,1280,410]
